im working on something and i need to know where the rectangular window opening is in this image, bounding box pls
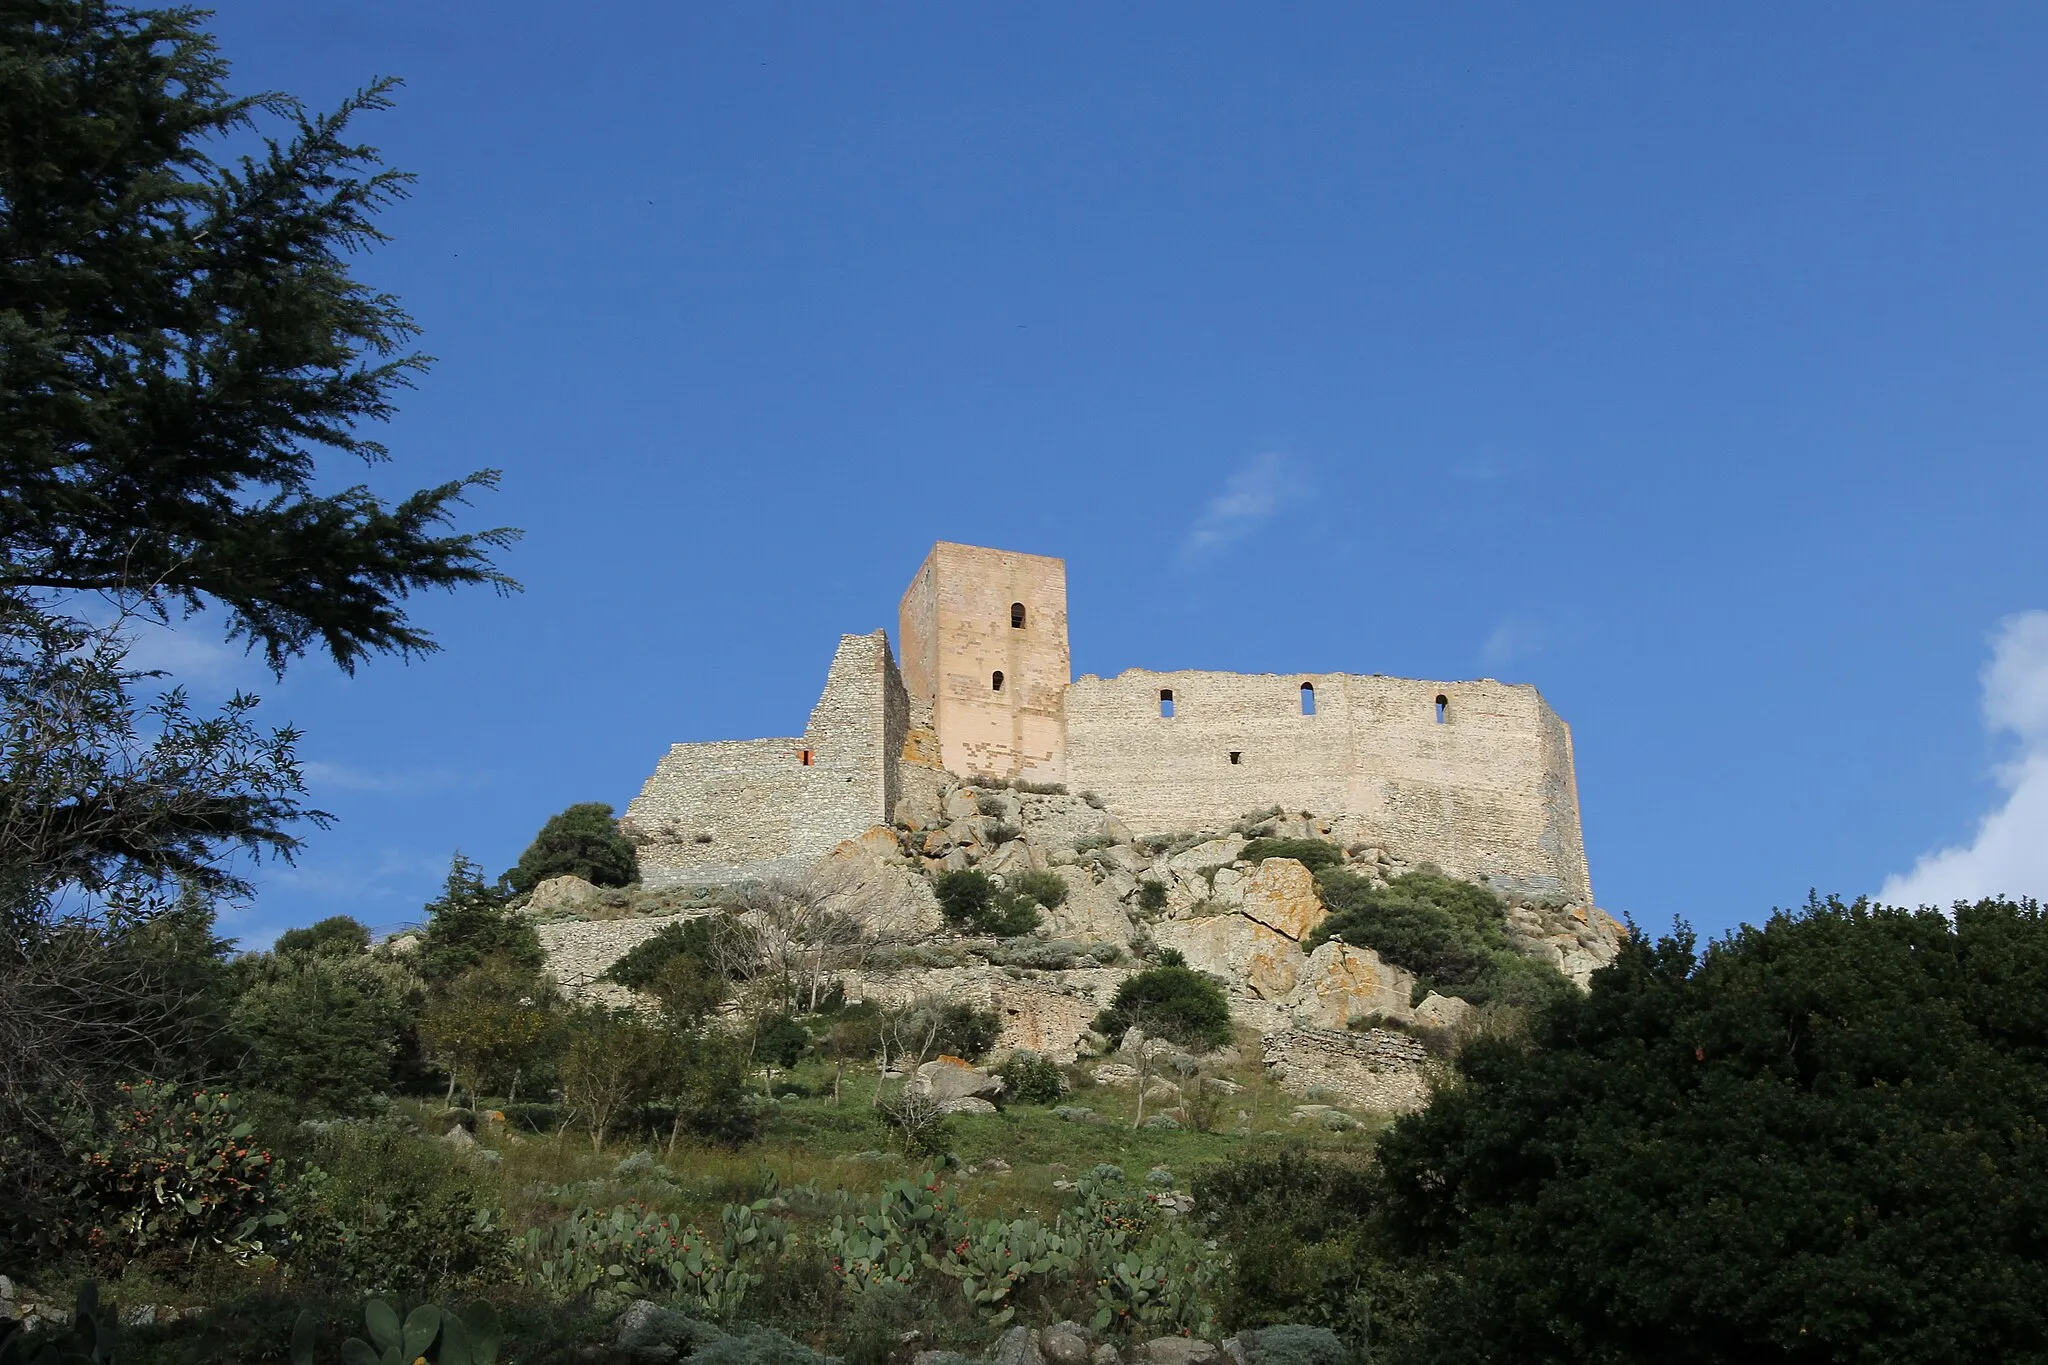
[1159,689,1175,719]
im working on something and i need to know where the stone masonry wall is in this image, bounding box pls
[624,632,906,887]
[898,542,1069,784]
[1066,669,1592,902]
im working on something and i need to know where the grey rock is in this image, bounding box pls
[440,1124,477,1149]
[1090,1347,1122,1365]
[990,1325,1043,1365]
[912,1058,1004,1103]
[1042,1322,1094,1365]
[938,1096,997,1115]
[615,1300,714,1357]
[1132,1340,1221,1365]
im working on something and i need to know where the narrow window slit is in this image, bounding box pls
[1159,689,1175,718]
[1300,682,1316,716]
[1435,694,1448,724]
[992,671,1005,693]
[798,749,814,766]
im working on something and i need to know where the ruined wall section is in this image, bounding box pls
[898,542,1070,784]
[624,631,906,887]
[1065,670,1591,902]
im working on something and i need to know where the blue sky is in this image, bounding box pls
[167,2,2048,947]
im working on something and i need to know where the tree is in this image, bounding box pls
[413,855,544,985]
[558,1007,671,1150]
[504,802,638,893]
[273,915,372,958]
[932,868,1044,937]
[417,958,558,1105]
[229,951,417,1113]
[0,0,514,1224]
[1373,896,2048,1365]
[1309,869,1572,1009]
[1,1,516,675]
[1093,964,1233,1052]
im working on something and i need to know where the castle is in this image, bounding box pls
[622,542,1593,903]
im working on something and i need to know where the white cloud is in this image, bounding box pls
[1480,617,1545,669]
[1881,611,2048,909]
[1181,451,1302,558]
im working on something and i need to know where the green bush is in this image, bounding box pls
[602,916,739,1024]
[230,953,420,1115]
[1007,869,1070,910]
[932,870,1041,937]
[51,1082,285,1272]
[414,856,545,985]
[273,915,372,957]
[1309,870,1571,1008]
[504,801,639,892]
[1136,880,1168,914]
[1238,838,1344,872]
[929,1002,1002,1063]
[755,1014,811,1069]
[1092,966,1232,1051]
[997,1053,1067,1104]
[288,1119,515,1295]
[1194,1149,1415,1344]
[1374,896,2048,1364]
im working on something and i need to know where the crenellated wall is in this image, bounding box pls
[1064,669,1591,902]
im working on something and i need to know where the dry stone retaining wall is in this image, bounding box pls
[1263,1026,1433,1112]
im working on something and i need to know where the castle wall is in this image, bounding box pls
[624,631,907,886]
[898,542,1070,783]
[1064,670,1592,902]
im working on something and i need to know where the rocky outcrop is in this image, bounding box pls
[1235,858,1327,941]
[1151,913,1302,1001]
[530,874,602,914]
[909,1056,1004,1105]
[811,829,946,938]
[1281,940,1418,1030]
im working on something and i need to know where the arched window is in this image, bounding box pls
[1300,681,1316,716]
[992,671,1005,693]
[1435,694,1448,725]
[1158,689,1175,718]
[1011,602,1026,629]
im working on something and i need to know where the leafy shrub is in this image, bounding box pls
[755,1013,811,1069]
[288,1119,516,1295]
[1236,1325,1349,1365]
[602,916,742,1025]
[419,958,562,1104]
[1092,966,1232,1051]
[929,1003,1002,1062]
[1193,1148,1409,1343]
[273,915,372,957]
[1079,791,1106,809]
[231,953,420,1114]
[1136,880,1168,914]
[997,1053,1067,1104]
[504,801,639,892]
[1007,869,1070,910]
[1011,779,1068,796]
[932,870,1040,937]
[974,793,1010,817]
[1310,869,1572,1008]
[414,857,545,984]
[877,1089,952,1157]
[290,1298,504,1365]
[1374,897,2048,1363]
[49,1082,285,1272]
[1238,838,1343,871]
[984,822,1022,844]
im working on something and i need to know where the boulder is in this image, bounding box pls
[939,1096,997,1115]
[1089,1062,1141,1087]
[942,787,981,821]
[1237,859,1326,941]
[911,1057,1003,1103]
[529,874,602,913]
[1232,1326,1347,1365]
[1091,1347,1122,1365]
[1042,866,1138,946]
[991,1326,1043,1365]
[810,834,946,938]
[615,1300,719,1358]
[1284,941,1417,1029]
[1042,1322,1094,1365]
[1166,836,1246,875]
[1132,1338,1221,1365]
[1151,913,1304,1000]
[1413,991,1474,1030]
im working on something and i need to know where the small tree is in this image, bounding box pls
[504,802,638,893]
[231,952,417,1113]
[1094,965,1233,1052]
[415,856,544,985]
[559,1007,671,1151]
[273,915,372,958]
[418,957,558,1105]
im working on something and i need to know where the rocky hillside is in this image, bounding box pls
[520,777,1626,1114]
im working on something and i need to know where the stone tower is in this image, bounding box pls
[897,542,1070,783]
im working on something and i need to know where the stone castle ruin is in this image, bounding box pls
[552,542,1626,1114]
[622,541,1592,906]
